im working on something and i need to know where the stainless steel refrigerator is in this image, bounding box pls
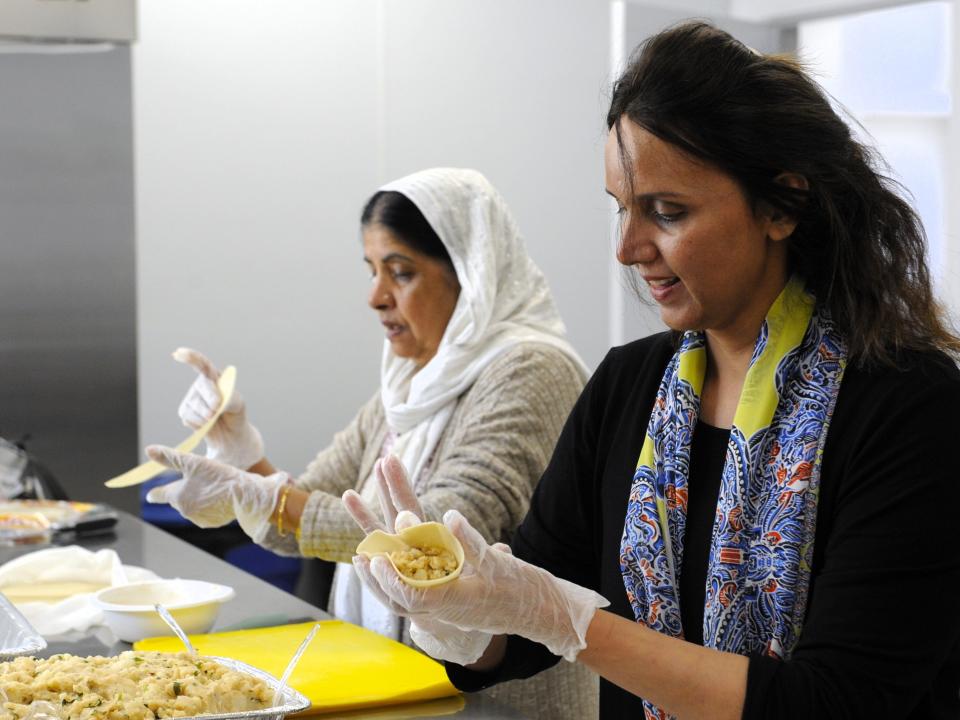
[0,44,138,513]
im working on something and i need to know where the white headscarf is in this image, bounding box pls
[378,167,588,482]
[332,167,587,638]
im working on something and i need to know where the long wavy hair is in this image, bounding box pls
[607,21,960,366]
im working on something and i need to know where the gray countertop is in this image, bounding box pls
[0,509,524,720]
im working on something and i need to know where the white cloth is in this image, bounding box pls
[333,168,588,639]
[0,546,158,636]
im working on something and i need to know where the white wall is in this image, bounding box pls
[627,0,733,16]
[624,0,934,25]
[135,1,383,474]
[946,3,960,324]
[377,1,611,367]
[134,0,613,476]
[729,0,934,24]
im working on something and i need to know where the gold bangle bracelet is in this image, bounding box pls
[276,483,293,537]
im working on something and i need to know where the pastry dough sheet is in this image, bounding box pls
[104,366,237,488]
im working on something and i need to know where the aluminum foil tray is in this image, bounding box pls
[192,656,312,720]
[0,591,46,659]
[0,649,308,720]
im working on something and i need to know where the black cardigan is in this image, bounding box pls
[448,332,960,719]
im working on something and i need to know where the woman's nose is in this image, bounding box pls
[616,216,659,267]
[368,276,392,310]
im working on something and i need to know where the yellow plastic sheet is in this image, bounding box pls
[104,366,237,488]
[134,620,461,716]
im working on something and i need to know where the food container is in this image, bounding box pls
[0,591,46,659]
[356,521,464,588]
[0,653,310,720]
[93,579,235,643]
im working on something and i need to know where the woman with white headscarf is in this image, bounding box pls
[145,168,598,719]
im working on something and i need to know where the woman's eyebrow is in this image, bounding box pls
[381,252,415,263]
[632,191,687,202]
[605,189,688,202]
[363,252,415,264]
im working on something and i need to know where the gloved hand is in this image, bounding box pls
[343,455,422,535]
[353,508,610,662]
[145,445,287,544]
[174,347,264,470]
[342,456,494,665]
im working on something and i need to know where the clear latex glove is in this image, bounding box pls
[144,445,286,543]
[174,347,264,470]
[352,547,494,665]
[343,455,423,533]
[355,508,610,662]
[341,456,494,665]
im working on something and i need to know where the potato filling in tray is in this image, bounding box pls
[0,651,308,720]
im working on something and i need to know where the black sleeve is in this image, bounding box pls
[446,347,615,688]
[743,365,960,718]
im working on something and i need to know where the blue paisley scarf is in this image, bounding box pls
[619,277,846,719]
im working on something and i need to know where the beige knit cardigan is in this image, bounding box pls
[259,342,598,719]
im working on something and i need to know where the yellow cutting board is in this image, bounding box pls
[134,621,461,716]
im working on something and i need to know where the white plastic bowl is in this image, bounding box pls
[93,579,235,643]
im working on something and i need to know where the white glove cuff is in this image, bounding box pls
[410,621,493,666]
[233,471,288,542]
[540,578,610,662]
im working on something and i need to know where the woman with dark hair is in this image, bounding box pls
[145,168,599,718]
[345,23,960,720]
